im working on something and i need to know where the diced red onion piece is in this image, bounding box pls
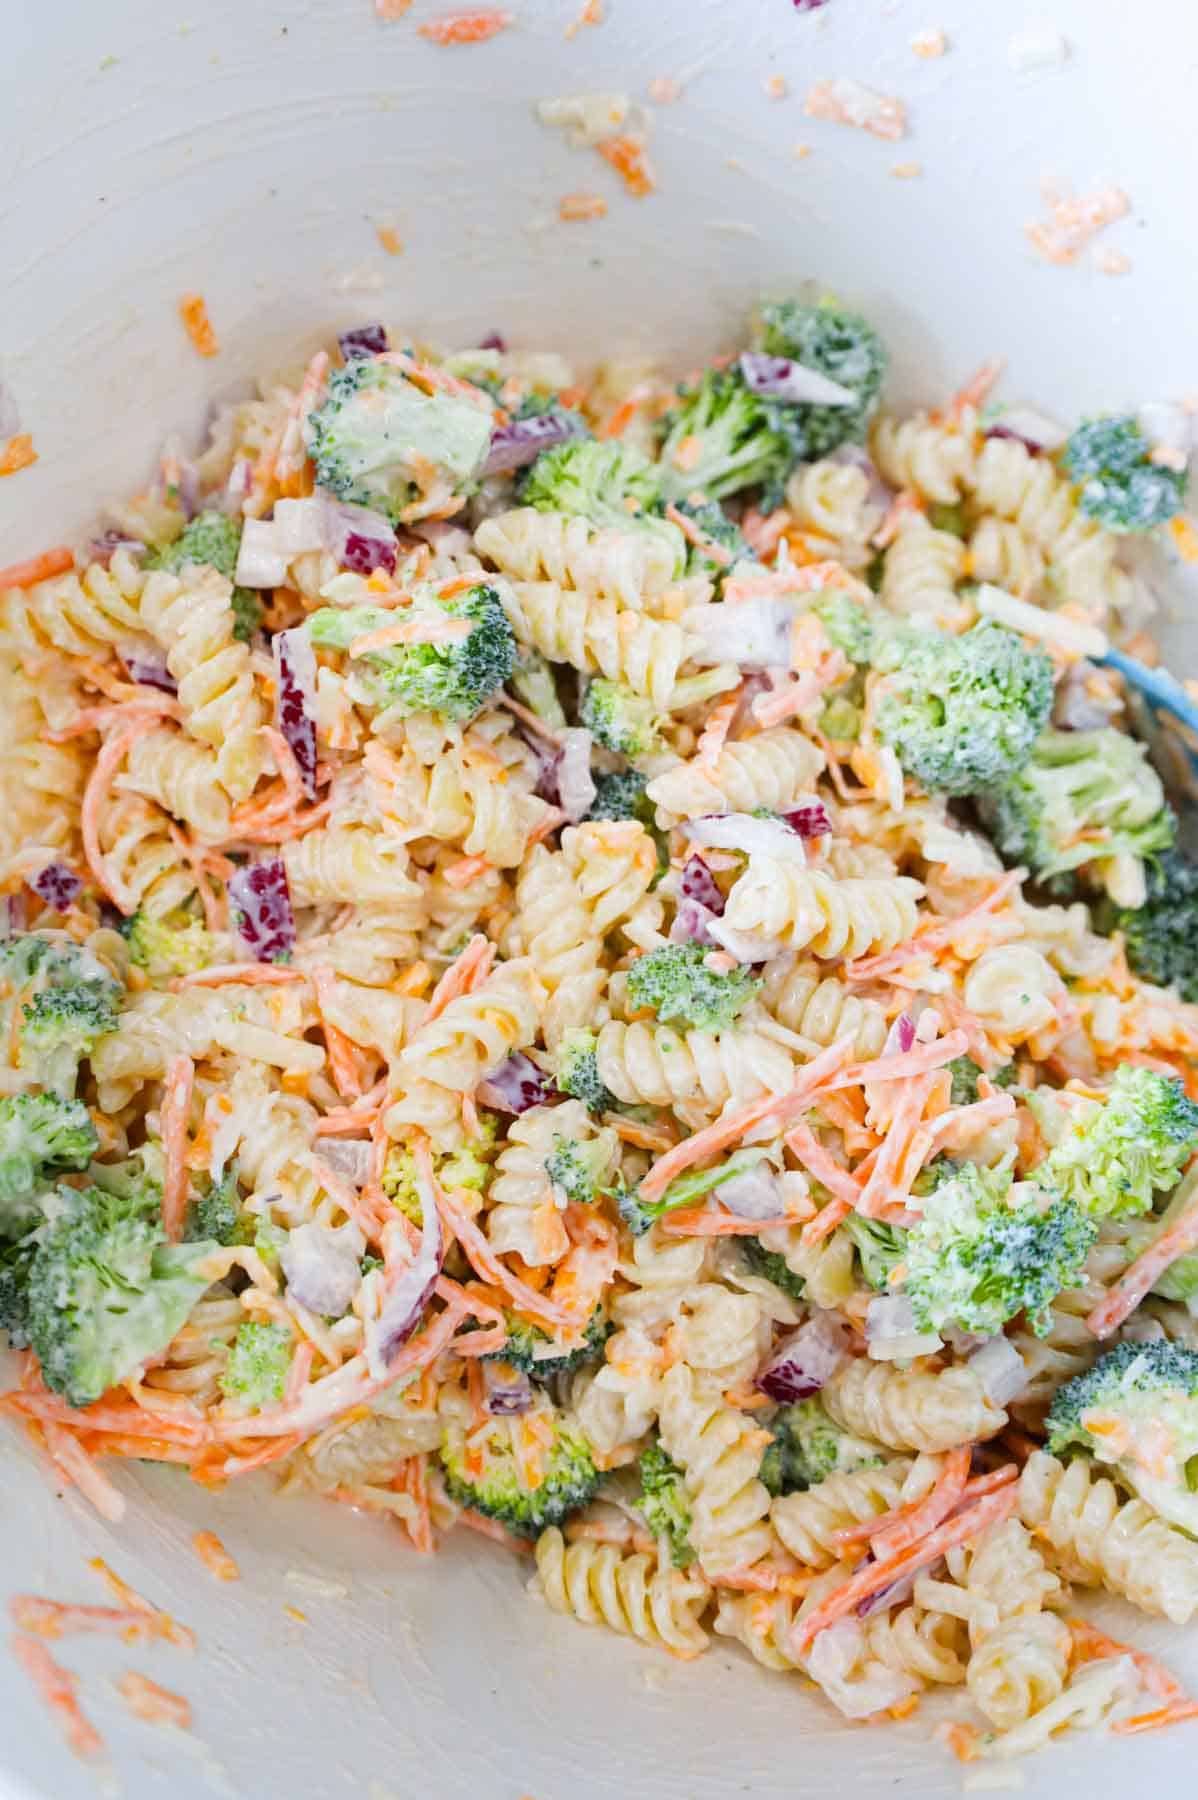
[739,351,857,408]
[793,0,829,10]
[273,629,319,800]
[280,1222,365,1318]
[684,597,795,668]
[680,855,726,915]
[3,894,27,936]
[892,1013,916,1055]
[479,1052,557,1115]
[314,1139,374,1185]
[555,728,596,823]
[482,1360,534,1416]
[481,411,587,477]
[228,859,296,962]
[321,497,398,575]
[89,530,146,568]
[478,331,507,352]
[781,800,833,839]
[756,1310,850,1402]
[123,654,178,695]
[984,408,1066,453]
[685,812,807,865]
[670,897,721,948]
[338,322,389,361]
[1053,661,1112,732]
[719,1166,785,1220]
[857,1569,923,1619]
[235,518,289,588]
[29,862,82,913]
[967,1335,1027,1406]
[367,1186,444,1374]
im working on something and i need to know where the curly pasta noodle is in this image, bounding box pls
[595,1019,793,1111]
[871,411,977,503]
[785,460,881,567]
[394,959,541,1095]
[1,548,148,659]
[758,956,889,1059]
[723,860,923,960]
[283,827,421,907]
[535,1527,711,1658]
[673,1283,772,1391]
[823,1357,1007,1453]
[656,1362,773,1577]
[475,508,685,608]
[91,985,321,1110]
[292,904,425,986]
[1019,1451,1198,1624]
[486,1100,614,1267]
[645,727,824,826]
[715,1588,967,1688]
[93,794,197,920]
[966,434,1128,615]
[138,1287,243,1411]
[138,568,267,801]
[770,1460,912,1569]
[503,844,605,1049]
[366,738,552,869]
[497,578,695,711]
[561,821,658,937]
[962,943,1063,1045]
[116,727,231,843]
[0,660,86,862]
[967,516,1045,598]
[880,515,966,620]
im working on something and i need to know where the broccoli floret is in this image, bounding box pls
[0,1094,97,1231]
[978,727,1175,889]
[1039,1065,1198,1220]
[25,1183,218,1409]
[756,300,887,459]
[308,581,514,723]
[0,1235,36,1349]
[554,1030,617,1115]
[840,1213,908,1292]
[616,1148,771,1237]
[813,591,876,664]
[520,437,667,526]
[759,1398,882,1498]
[1104,849,1198,1002]
[580,679,662,760]
[665,496,755,585]
[185,1164,242,1246]
[439,1398,599,1537]
[872,619,1053,796]
[626,942,761,1033]
[508,645,567,729]
[304,359,492,523]
[818,687,864,744]
[383,1137,492,1224]
[586,770,654,827]
[492,1306,609,1382]
[636,1442,695,1567]
[656,368,803,506]
[546,1134,613,1207]
[1047,1341,1198,1531]
[1062,415,1187,534]
[220,1320,292,1410]
[742,1236,807,1302]
[905,1162,1096,1337]
[0,935,122,1096]
[948,1056,984,1106]
[146,511,260,644]
[123,909,214,980]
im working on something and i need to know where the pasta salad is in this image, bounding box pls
[2,299,1198,1765]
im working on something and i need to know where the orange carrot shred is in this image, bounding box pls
[178,293,219,357]
[0,546,75,588]
[192,1531,240,1582]
[159,1054,194,1244]
[417,9,513,45]
[117,1670,193,1729]
[0,435,38,478]
[559,192,608,222]
[10,1635,105,1759]
[595,135,655,197]
[833,1446,971,1559]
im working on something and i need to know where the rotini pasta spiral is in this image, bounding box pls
[656,1362,773,1576]
[365,737,553,868]
[2,548,147,659]
[785,459,881,567]
[645,727,824,826]
[535,1527,711,1658]
[723,859,923,961]
[962,943,1063,1045]
[93,794,197,919]
[561,820,658,937]
[91,984,321,1110]
[967,516,1045,598]
[880,515,966,620]
[116,727,231,843]
[475,508,685,608]
[497,578,695,710]
[715,1586,968,1689]
[758,956,889,1058]
[965,1613,1071,1730]
[394,959,542,1095]
[137,1287,244,1411]
[823,1357,1007,1454]
[595,1019,793,1111]
[771,1459,914,1569]
[487,1100,615,1267]
[871,411,977,503]
[283,826,421,906]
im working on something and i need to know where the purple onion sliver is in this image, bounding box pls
[29,862,82,914]
[478,1052,557,1115]
[123,654,178,696]
[88,530,146,569]
[228,859,296,963]
[739,350,856,408]
[338,323,389,361]
[481,411,586,478]
[478,331,507,352]
[781,802,833,840]
[3,894,27,936]
[342,530,397,576]
[370,1199,444,1371]
[274,629,319,801]
[679,855,726,915]
[756,1312,850,1403]
[983,424,1043,455]
[482,1360,534,1416]
[670,897,720,949]
[896,1013,916,1055]
[857,1571,922,1620]
[793,0,829,10]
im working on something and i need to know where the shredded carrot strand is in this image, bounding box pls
[159,1054,194,1243]
[192,1530,240,1582]
[178,293,219,358]
[117,1670,193,1730]
[9,1634,105,1759]
[0,546,74,587]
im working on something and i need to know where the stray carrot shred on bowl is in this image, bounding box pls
[192,1530,240,1582]
[0,434,38,477]
[559,192,608,222]
[595,136,654,198]
[178,294,220,358]
[417,9,513,44]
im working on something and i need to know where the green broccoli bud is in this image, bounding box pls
[1062,415,1187,534]
[626,942,761,1033]
[586,770,654,826]
[0,1094,98,1232]
[383,1136,493,1225]
[1103,849,1198,1002]
[872,619,1053,796]
[742,1236,807,1303]
[905,1162,1096,1337]
[186,1163,243,1246]
[146,511,260,643]
[519,438,671,541]
[1039,1065,1198,1220]
[545,1133,615,1207]
[439,1398,599,1537]
[978,727,1175,888]
[657,368,802,506]
[759,1398,882,1498]
[580,679,662,760]
[508,645,567,729]
[756,299,887,459]
[818,689,863,744]
[123,909,214,980]
[840,1213,908,1291]
[491,1306,609,1382]
[636,1441,695,1566]
[308,581,514,723]
[0,1234,37,1349]
[220,1320,292,1410]
[616,1148,771,1237]
[1047,1340,1198,1532]
[0,935,122,1096]
[554,1030,617,1115]
[813,592,876,664]
[304,359,493,523]
[26,1183,218,1409]
[947,1056,984,1106]
[664,496,755,586]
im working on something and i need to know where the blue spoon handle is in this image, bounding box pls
[1098,645,1198,741]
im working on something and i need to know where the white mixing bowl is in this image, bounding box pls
[4,2,1197,1794]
